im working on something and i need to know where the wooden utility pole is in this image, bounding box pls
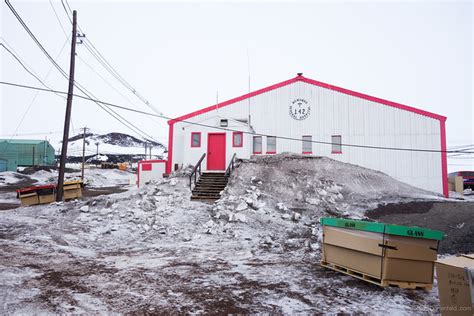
[81,127,88,180]
[95,141,99,167]
[57,10,77,202]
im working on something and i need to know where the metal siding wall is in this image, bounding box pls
[172,81,443,194]
[181,117,251,170]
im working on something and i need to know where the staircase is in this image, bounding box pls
[191,172,228,201]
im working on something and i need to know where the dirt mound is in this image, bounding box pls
[367,201,474,254]
[218,153,440,220]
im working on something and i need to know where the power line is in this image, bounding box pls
[4,0,160,144]
[4,0,68,77]
[0,131,63,137]
[0,37,69,155]
[75,52,167,131]
[60,1,166,118]
[2,80,474,155]
[448,144,474,150]
[0,41,64,96]
[60,0,72,23]
[49,0,68,38]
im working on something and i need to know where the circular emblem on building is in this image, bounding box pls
[289,98,311,120]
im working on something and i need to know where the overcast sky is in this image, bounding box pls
[1,0,473,171]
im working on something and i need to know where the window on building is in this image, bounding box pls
[266,136,276,154]
[253,136,262,154]
[233,132,243,147]
[191,132,201,147]
[332,135,342,153]
[302,135,312,154]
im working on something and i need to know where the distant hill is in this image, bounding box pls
[60,132,166,163]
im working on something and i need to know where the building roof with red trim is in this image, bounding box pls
[168,74,446,125]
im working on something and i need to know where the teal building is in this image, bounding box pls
[0,139,56,171]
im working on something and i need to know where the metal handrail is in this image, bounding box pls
[224,153,237,178]
[189,153,206,189]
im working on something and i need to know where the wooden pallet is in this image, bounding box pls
[320,261,432,291]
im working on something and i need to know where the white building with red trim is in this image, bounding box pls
[166,74,448,196]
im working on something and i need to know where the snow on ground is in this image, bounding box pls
[0,168,131,188]
[0,172,27,186]
[0,155,448,313]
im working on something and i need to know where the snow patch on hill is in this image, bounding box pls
[64,132,166,158]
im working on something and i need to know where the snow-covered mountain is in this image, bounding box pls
[63,132,167,163]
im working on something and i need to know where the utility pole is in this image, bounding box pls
[81,127,88,181]
[149,144,152,160]
[144,142,147,160]
[57,10,77,202]
[95,141,99,167]
[44,137,47,165]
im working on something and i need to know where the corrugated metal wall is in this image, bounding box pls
[172,81,443,194]
[0,140,56,171]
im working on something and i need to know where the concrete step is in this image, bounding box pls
[192,194,222,198]
[191,196,220,201]
[191,173,227,202]
[200,175,226,178]
[196,181,228,185]
[192,190,223,195]
[198,177,227,181]
[191,193,221,198]
[196,183,227,187]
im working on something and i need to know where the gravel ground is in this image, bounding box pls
[1,156,470,313]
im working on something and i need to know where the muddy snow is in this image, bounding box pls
[0,154,471,314]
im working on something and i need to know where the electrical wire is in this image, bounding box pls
[49,0,69,38]
[60,1,166,118]
[4,0,68,78]
[0,131,63,137]
[2,80,473,155]
[5,0,161,144]
[75,52,167,131]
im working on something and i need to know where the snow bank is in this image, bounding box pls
[0,172,25,186]
[1,168,131,188]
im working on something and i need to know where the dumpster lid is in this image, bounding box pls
[320,217,444,241]
[17,184,56,193]
[64,180,84,186]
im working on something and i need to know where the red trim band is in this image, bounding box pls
[168,75,446,124]
[166,123,174,174]
[440,120,448,197]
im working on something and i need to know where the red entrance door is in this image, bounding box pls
[207,133,226,170]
